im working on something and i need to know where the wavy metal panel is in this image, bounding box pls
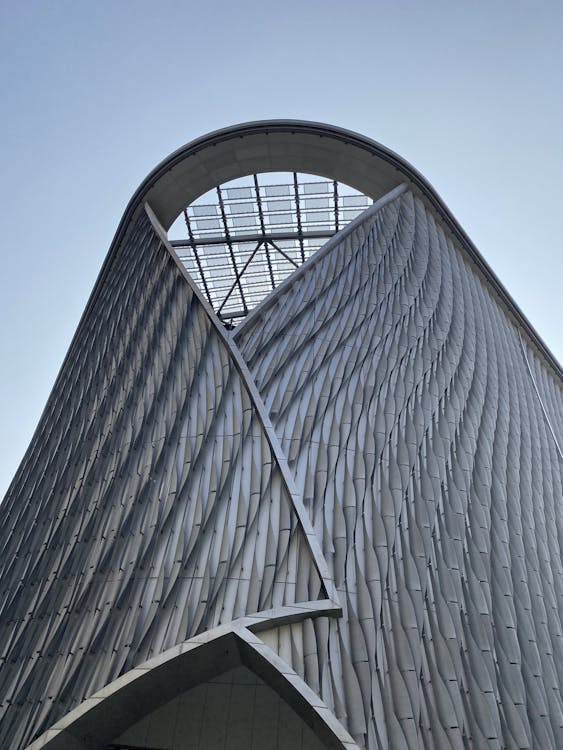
[0,211,323,750]
[237,189,563,749]
[1,180,562,750]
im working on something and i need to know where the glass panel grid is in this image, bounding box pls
[169,172,372,325]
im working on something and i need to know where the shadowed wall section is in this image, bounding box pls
[0,210,324,750]
[112,665,326,749]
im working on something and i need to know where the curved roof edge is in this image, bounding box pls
[25,624,359,750]
[95,120,562,380]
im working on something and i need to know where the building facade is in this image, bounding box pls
[1,122,562,750]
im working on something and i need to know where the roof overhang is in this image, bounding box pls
[141,121,410,231]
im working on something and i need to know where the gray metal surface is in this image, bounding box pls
[0,210,327,749]
[236,187,563,749]
[1,121,562,750]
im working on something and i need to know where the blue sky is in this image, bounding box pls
[1,0,562,499]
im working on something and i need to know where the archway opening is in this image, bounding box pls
[31,631,354,750]
[108,664,326,750]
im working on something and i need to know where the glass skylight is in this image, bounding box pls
[168,172,372,326]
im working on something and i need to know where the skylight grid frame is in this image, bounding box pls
[173,173,373,325]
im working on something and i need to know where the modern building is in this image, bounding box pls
[1,121,562,750]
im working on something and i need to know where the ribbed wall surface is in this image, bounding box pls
[236,189,563,749]
[0,211,323,750]
[1,179,562,750]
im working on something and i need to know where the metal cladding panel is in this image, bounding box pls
[0,211,323,750]
[523,339,563,451]
[1,169,562,750]
[236,190,563,749]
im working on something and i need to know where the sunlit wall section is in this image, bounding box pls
[236,188,563,749]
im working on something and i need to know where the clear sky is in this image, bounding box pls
[1,0,562,500]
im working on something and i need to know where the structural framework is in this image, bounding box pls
[1,122,562,750]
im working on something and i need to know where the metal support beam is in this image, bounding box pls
[170,229,335,249]
[216,185,247,314]
[183,209,214,307]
